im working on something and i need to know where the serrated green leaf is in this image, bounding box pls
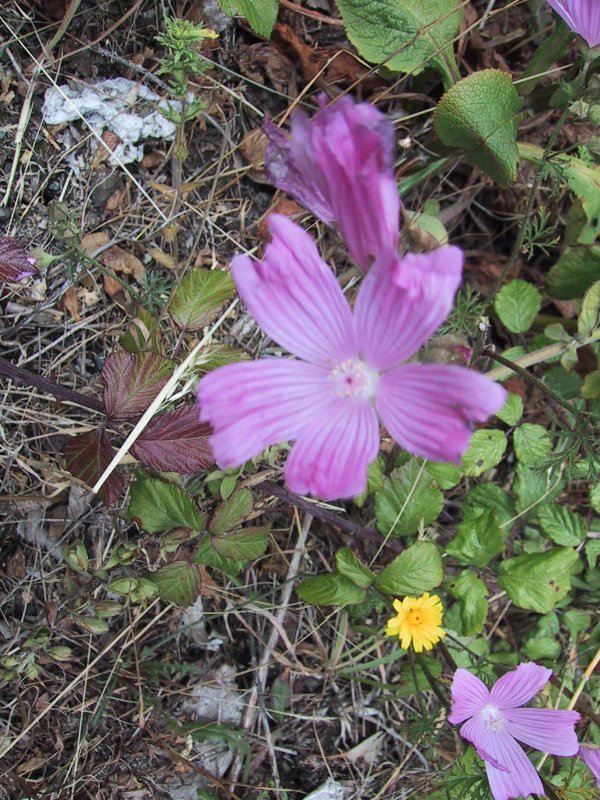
[196,344,250,372]
[589,484,600,514]
[445,571,488,636]
[375,461,443,536]
[513,462,563,518]
[461,429,507,477]
[426,461,463,489]
[296,573,367,607]
[579,280,600,337]
[547,246,600,300]
[434,69,520,187]
[513,423,552,465]
[496,392,523,426]
[336,0,462,80]
[494,279,542,333]
[149,561,203,606]
[537,505,587,546]
[374,542,443,596]
[168,268,235,331]
[129,476,205,533]
[585,539,600,568]
[194,534,245,575]
[498,548,578,613]
[447,509,506,567]
[545,364,583,399]
[462,483,515,527]
[522,635,561,661]
[218,0,278,38]
[335,547,374,589]
[581,370,600,399]
[209,488,254,536]
[211,526,270,561]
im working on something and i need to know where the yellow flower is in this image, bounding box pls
[385,592,446,653]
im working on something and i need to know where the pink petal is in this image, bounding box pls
[284,398,379,500]
[579,745,600,786]
[375,364,507,464]
[265,95,399,270]
[503,707,580,756]
[448,668,490,724]
[491,663,553,709]
[232,215,357,367]
[460,716,544,800]
[197,359,333,468]
[354,247,463,370]
[547,0,600,47]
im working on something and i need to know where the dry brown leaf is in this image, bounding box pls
[58,286,81,322]
[238,42,297,95]
[81,231,110,256]
[92,130,123,170]
[105,181,131,214]
[239,129,268,183]
[99,245,146,284]
[140,150,164,169]
[103,272,124,298]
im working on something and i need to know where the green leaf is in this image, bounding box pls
[194,534,245,575]
[446,571,488,636]
[374,542,443,596]
[563,609,592,640]
[218,0,279,38]
[296,573,367,606]
[462,483,515,527]
[336,0,462,80]
[209,489,254,536]
[547,246,600,300]
[375,461,443,536]
[434,69,520,188]
[129,476,205,533]
[335,547,374,589]
[498,548,578,613]
[195,344,250,372]
[496,392,523,426]
[461,429,507,477]
[168,268,235,331]
[513,423,552,465]
[585,539,600,568]
[522,635,561,661]
[426,461,463,489]
[446,509,506,567]
[513,462,563,518]
[581,370,600,399]
[211,525,269,561]
[579,280,600,337]
[537,505,587,546]
[589,483,600,514]
[149,561,203,606]
[494,279,542,333]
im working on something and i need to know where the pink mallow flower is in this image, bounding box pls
[449,663,580,800]
[579,744,600,787]
[264,95,400,271]
[197,214,506,501]
[546,0,600,47]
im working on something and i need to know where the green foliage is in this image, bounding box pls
[462,483,515,527]
[296,573,367,606]
[513,423,552,465]
[446,509,506,567]
[446,571,488,636]
[427,461,463,489]
[209,489,254,535]
[537,505,588,546]
[156,17,217,96]
[374,542,444,596]
[522,206,560,259]
[579,280,600,337]
[494,279,542,333]
[547,246,600,299]
[335,548,374,589]
[375,460,444,535]
[461,429,507,477]
[211,527,270,561]
[498,548,579,612]
[168,268,236,331]
[439,284,486,338]
[219,0,279,38]
[336,0,462,82]
[434,69,520,187]
[129,475,206,533]
[496,392,524,426]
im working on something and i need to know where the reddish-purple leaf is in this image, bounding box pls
[0,236,38,283]
[102,351,175,422]
[131,405,215,473]
[64,429,124,506]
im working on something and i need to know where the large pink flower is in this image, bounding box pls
[264,95,400,271]
[449,663,580,800]
[197,215,506,501]
[546,0,600,47]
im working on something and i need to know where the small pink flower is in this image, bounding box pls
[546,0,600,47]
[197,215,505,501]
[449,663,580,800]
[579,744,600,787]
[264,95,400,271]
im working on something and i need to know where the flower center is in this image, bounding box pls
[407,610,423,626]
[481,704,504,733]
[330,359,378,400]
